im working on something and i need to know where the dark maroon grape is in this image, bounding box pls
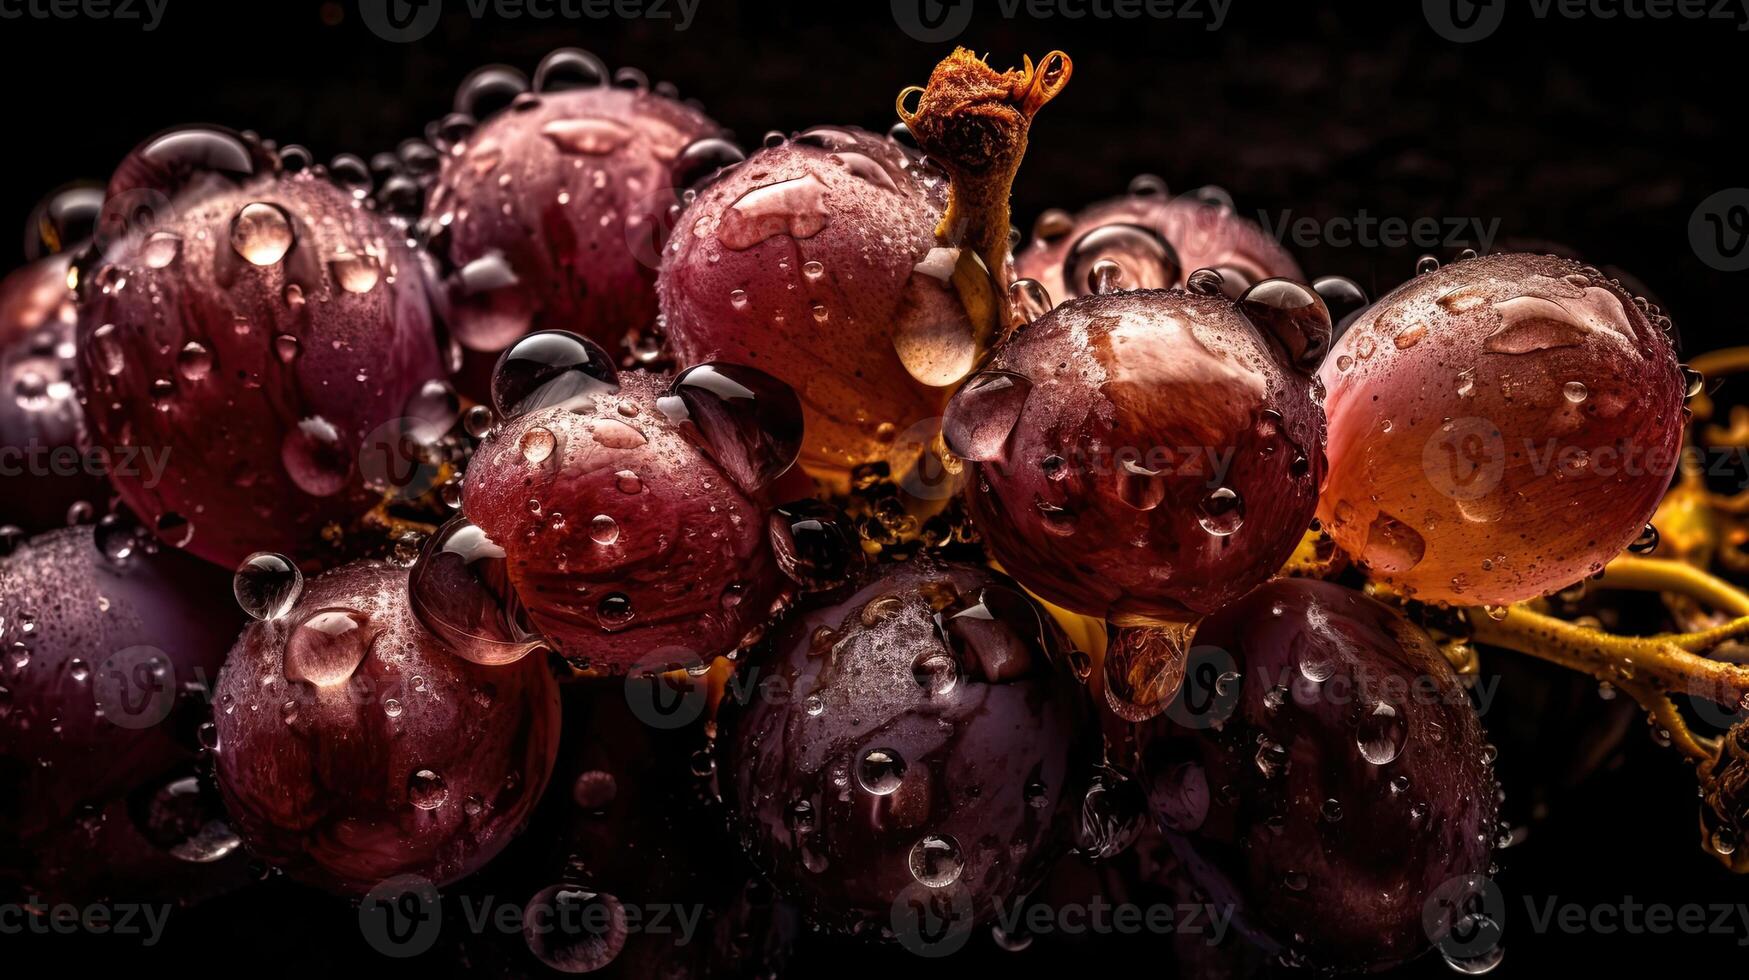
[452,345,793,672]
[719,559,1098,934]
[75,168,445,567]
[423,58,725,356]
[445,678,796,977]
[1137,579,1497,971]
[945,287,1326,623]
[0,256,106,532]
[0,526,240,850]
[210,560,560,892]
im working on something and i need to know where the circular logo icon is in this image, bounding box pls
[890,879,975,958]
[1422,873,1505,963]
[891,0,975,43]
[1690,189,1749,272]
[1423,0,1505,42]
[895,416,963,503]
[358,417,444,500]
[94,188,175,253]
[1422,416,1507,502]
[359,873,443,957]
[358,0,444,43]
[623,186,689,273]
[93,645,177,731]
[1164,645,1242,730]
[623,646,710,730]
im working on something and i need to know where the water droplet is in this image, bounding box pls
[229,202,294,266]
[1196,488,1245,536]
[234,552,303,620]
[908,834,964,887]
[519,426,557,464]
[717,174,830,250]
[492,330,619,418]
[589,514,619,545]
[856,747,906,795]
[283,607,374,687]
[409,516,545,665]
[1063,223,1180,297]
[281,416,351,497]
[406,768,448,810]
[1357,701,1408,764]
[942,371,1032,462]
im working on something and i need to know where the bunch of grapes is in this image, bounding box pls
[8,41,1749,979]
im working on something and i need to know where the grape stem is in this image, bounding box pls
[1468,558,1749,764]
[897,48,1072,288]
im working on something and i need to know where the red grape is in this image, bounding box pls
[210,559,560,892]
[719,558,1098,934]
[0,526,239,844]
[0,255,107,532]
[424,50,727,357]
[447,331,797,672]
[658,125,983,480]
[75,159,445,568]
[1138,578,1498,971]
[1317,252,1686,604]
[946,283,1327,623]
[1014,181,1302,302]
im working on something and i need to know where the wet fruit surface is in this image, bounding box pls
[1138,578,1498,971]
[75,166,445,568]
[0,255,106,531]
[425,65,725,358]
[659,126,988,480]
[0,526,239,844]
[1318,252,1685,605]
[948,287,1327,623]
[1014,184,1302,303]
[211,560,560,892]
[454,336,795,672]
[720,558,1098,933]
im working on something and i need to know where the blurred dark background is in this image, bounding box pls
[2,1,1744,975]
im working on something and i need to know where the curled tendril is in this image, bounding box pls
[898,48,1073,297]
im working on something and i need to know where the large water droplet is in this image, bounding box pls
[1063,223,1180,297]
[908,834,965,887]
[942,371,1032,462]
[283,607,374,687]
[229,202,295,266]
[716,174,829,250]
[856,747,906,795]
[234,552,303,620]
[657,362,801,493]
[492,330,619,418]
[281,416,351,497]
[409,516,546,665]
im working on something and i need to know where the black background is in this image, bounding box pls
[2,0,1746,975]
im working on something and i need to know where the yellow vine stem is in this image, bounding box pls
[1597,555,1749,617]
[1468,600,1749,764]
